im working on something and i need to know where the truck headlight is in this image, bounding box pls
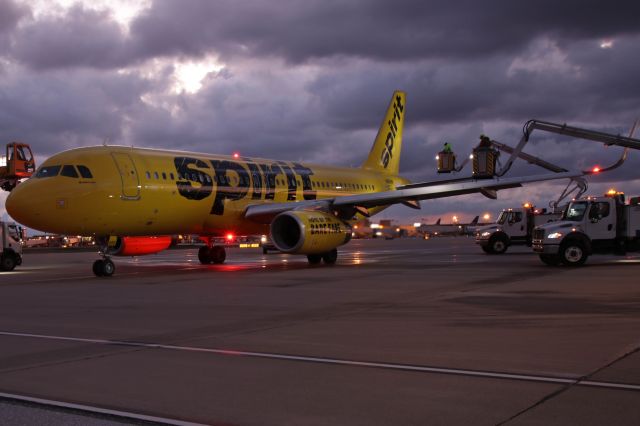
[260,235,267,243]
[480,231,491,237]
[548,232,563,239]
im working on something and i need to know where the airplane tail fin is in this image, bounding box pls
[435,218,441,225]
[362,91,406,176]
[470,216,479,226]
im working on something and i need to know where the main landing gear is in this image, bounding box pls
[307,249,338,265]
[198,245,226,264]
[93,257,115,277]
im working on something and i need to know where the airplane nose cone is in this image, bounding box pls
[6,181,41,229]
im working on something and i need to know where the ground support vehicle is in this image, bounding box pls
[0,142,35,192]
[0,222,23,271]
[533,191,640,266]
[476,204,560,254]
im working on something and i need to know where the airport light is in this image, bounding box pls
[483,213,491,221]
[233,152,240,159]
[413,222,422,228]
[452,215,458,223]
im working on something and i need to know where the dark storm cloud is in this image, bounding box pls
[129,0,640,63]
[11,5,131,70]
[0,0,29,53]
[0,0,28,33]
[0,68,151,154]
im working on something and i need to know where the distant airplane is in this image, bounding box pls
[6,91,582,276]
[418,215,479,237]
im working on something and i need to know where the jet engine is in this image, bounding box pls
[107,236,173,256]
[270,211,351,254]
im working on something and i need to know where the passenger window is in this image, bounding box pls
[60,165,79,178]
[170,173,175,180]
[162,172,167,180]
[77,165,93,179]
[146,171,151,179]
[154,172,159,179]
[35,165,61,178]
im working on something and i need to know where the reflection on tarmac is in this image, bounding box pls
[1,238,640,425]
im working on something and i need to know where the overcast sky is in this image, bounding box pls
[2,0,640,225]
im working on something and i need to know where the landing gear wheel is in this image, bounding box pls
[198,246,212,264]
[102,259,115,276]
[210,246,226,264]
[92,259,115,277]
[307,254,322,265]
[488,236,508,254]
[560,241,588,266]
[322,249,338,265]
[93,260,104,276]
[0,254,16,271]
[539,254,561,266]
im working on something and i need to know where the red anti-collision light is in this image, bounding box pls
[592,166,601,173]
[226,233,235,241]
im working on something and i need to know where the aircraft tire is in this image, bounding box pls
[198,246,212,264]
[210,246,226,264]
[307,254,322,265]
[0,254,16,271]
[92,260,104,276]
[322,249,338,265]
[102,259,115,277]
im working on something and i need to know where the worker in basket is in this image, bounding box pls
[437,142,456,173]
[472,134,499,178]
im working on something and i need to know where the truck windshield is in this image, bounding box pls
[497,211,508,224]
[563,201,588,221]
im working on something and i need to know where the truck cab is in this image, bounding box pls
[1,221,23,271]
[475,204,559,254]
[532,191,637,266]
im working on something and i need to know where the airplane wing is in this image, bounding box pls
[244,171,583,224]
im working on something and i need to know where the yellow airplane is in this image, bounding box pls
[6,91,581,276]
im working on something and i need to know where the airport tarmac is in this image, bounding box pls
[0,237,639,425]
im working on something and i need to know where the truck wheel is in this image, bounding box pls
[560,241,588,266]
[481,245,492,254]
[539,254,560,266]
[488,235,508,254]
[0,254,16,271]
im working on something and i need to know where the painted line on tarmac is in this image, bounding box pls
[2,331,640,392]
[0,391,207,426]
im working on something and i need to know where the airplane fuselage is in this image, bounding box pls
[9,146,409,236]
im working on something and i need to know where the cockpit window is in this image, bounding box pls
[77,165,93,179]
[35,165,61,178]
[61,165,79,178]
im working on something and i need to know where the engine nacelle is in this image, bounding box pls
[270,211,351,254]
[109,236,173,256]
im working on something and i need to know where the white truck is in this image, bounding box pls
[1,221,23,271]
[475,204,560,254]
[533,191,640,266]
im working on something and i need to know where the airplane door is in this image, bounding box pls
[111,152,140,199]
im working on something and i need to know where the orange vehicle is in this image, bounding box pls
[0,142,35,191]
